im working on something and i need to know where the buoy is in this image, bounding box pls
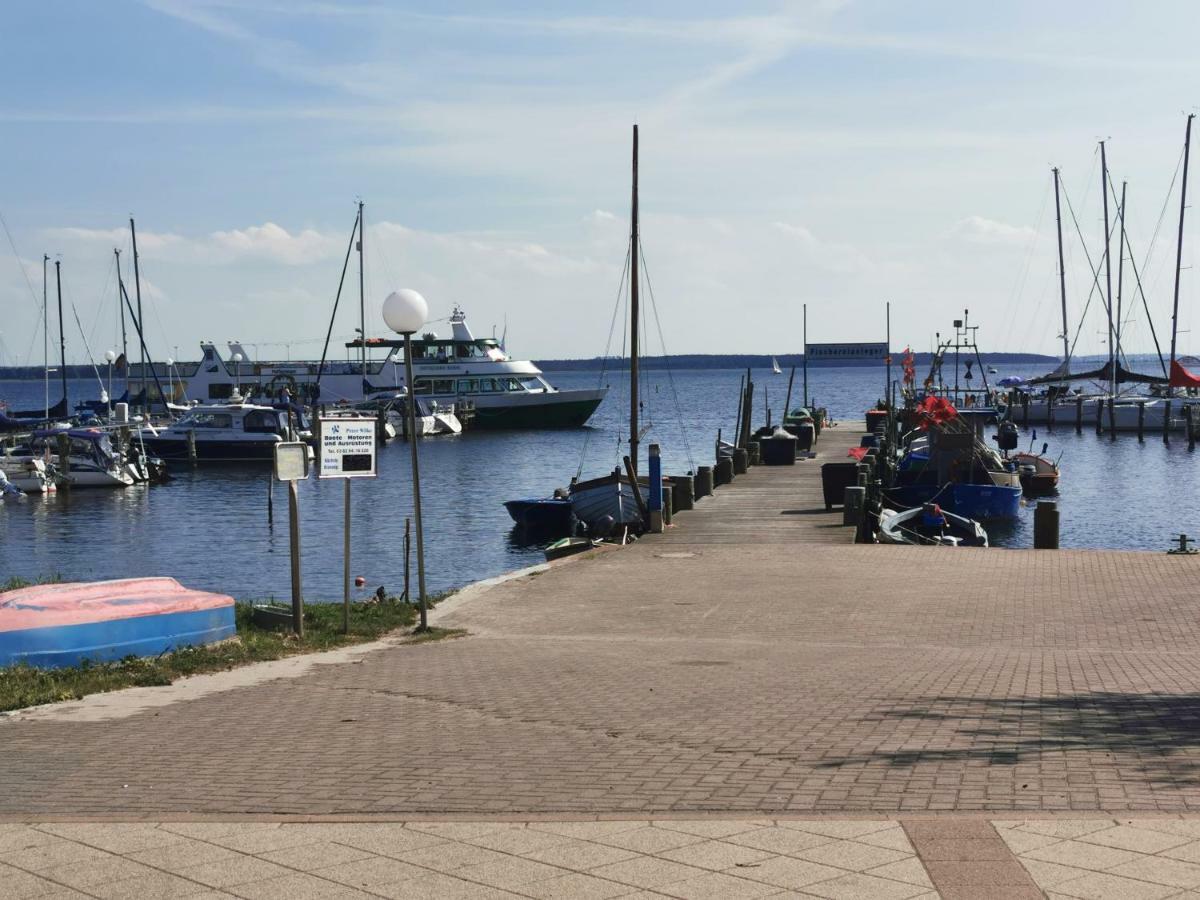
[354,576,366,587]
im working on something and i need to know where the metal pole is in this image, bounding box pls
[55,260,67,411]
[628,124,640,476]
[885,301,892,406]
[357,200,366,377]
[1100,142,1116,435]
[130,218,147,416]
[42,255,48,419]
[1168,113,1194,442]
[288,479,303,637]
[783,365,796,422]
[343,478,351,634]
[403,333,428,630]
[802,303,809,408]
[1052,168,1070,366]
[115,249,128,380]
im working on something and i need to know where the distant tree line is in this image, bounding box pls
[533,352,1058,372]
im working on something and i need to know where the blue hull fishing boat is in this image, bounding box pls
[504,497,574,534]
[0,578,236,669]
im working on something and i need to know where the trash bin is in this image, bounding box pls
[795,422,815,451]
[761,428,798,465]
[821,462,859,510]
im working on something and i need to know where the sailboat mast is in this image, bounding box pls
[54,259,67,409]
[1115,181,1127,366]
[357,199,366,375]
[1052,168,1070,363]
[1170,113,1194,379]
[42,254,49,419]
[628,124,640,475]
[114,249,128,370]
[130,217,147,414]
[1099,141,1115,397]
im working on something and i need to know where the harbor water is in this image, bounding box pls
[2,367,1197,600]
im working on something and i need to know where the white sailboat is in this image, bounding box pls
[772,357,782,375]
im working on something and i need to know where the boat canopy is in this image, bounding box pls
[1026,362,1167,387]
[1170,359,1200,388]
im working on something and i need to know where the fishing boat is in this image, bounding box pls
[544,537,598,561]
[505,494,574,535]
[569,126,653,532]
[1011,451,1059,493]
[878,504,988,547]
[0,577,236,669]
[138,399,298,462]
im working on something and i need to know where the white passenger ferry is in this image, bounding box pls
[178,308,604,429]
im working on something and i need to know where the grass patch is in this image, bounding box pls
[0,592,455,713]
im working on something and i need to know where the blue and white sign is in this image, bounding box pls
[319,417,377,478]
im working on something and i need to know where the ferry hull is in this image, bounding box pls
[140,437,279,463]
[472,394,604,429]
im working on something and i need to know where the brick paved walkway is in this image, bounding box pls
[4,431,1200,822]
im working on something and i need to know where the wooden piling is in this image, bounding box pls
[1137,401,1145,442]
[714,457,734,485]
[694,466,713,498]
[1095,398,1104,435]
[1188,405,1196,451]
[1075,396,1083,435]
[1108,398,1117,441]
[1164,399,1173,444]
[1034,500,1060,549]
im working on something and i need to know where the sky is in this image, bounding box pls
[3,0,1200,367]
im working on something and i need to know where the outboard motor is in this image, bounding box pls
[994,420,1019,452]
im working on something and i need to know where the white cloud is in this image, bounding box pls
[948,216,1039,246]
[43,223,341,267]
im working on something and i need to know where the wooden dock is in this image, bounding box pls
[657,424,861,545]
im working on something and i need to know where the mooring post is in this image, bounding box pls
[267,476,274,525]
[288,478,304,637]
[1075,396,1083,435]
[403,517,411,603]
[1164,399,1173,444]
[56,433,71,490]
[732,447,749,474]
[1188,405,1197,451]
[1137,401,1146,442]
[1108,397,1117,441]
[1095,398,1104,435]
[1033,500,1060,549]
[672,473,694,511]
[694,466,713,498]
[843,486,866,527]
[647,444,663,533]
[714,456,733,486]
[662,483,673,526]
[187,428,197,466]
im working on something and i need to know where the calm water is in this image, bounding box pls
[1,367,1197,600]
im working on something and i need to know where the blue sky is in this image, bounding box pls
[3,1,1200,366]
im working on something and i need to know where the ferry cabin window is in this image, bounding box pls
[412,379,433,395]
[520,377,544,392]
[478,378,496,393]
[433,379,454,393]
[457,379,478,394]
[208,383,234,400]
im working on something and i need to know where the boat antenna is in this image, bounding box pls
[55,258,67,410]
[130,217,147,416]
[114,248,129,380]
[357,199,366,377]
[1099,141,1117,435]
[1052,167,1070,366]
[315,207,361,398]
[628,124,640,476]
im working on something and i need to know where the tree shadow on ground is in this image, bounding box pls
[816,692,1200,784]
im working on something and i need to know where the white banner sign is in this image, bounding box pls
[319,417,377,478]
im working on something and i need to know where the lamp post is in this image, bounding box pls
[104,349,116,415]
[165,357,175,404]
[382,289,430,631]
[231,352,243,397]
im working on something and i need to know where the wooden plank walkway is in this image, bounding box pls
[655,424,862,545]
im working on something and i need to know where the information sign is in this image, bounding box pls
[319,417,377,479]
[273,442,310,482]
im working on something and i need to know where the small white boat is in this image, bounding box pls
[139,400,296,462]
[12,429,134,488]
[879,504,989,547]
[0,457,56,493]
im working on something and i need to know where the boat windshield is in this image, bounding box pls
[182,412,234,429]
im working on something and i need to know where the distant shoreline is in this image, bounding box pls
[0,351,1063,381]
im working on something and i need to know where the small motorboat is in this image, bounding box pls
[0,577,236,669]
[0,469,25,500]
[1011,450,1059,494]
[0,457,57,493]
[879,504,989,547]
[505,492,574,535]
[544,537,598,562]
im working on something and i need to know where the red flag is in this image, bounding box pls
[916,395,958,430]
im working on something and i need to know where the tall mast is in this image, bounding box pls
[130,217,146,414]
[1115,181,1127,367]
[42,254,49,419]
[1099,141,1115,396]
[357,200,366,375]
[1052,168,1070,364]
[55,259,67,409]
[628,124,640,475]
[114,249,128,371]
[1170,113,1194,381]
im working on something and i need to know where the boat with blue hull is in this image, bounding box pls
[0,577,236,669]
[504,496,574,535]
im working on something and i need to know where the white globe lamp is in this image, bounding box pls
[103,350,117,414]
[382,289,428,335]
[104,349,116,363]
[384,288,431,632]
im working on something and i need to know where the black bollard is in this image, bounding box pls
[671,474,695,511]
[715,457,734,485]
[695,466,714,498]
[732,447,749,474]
[1033,500,1060,549]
